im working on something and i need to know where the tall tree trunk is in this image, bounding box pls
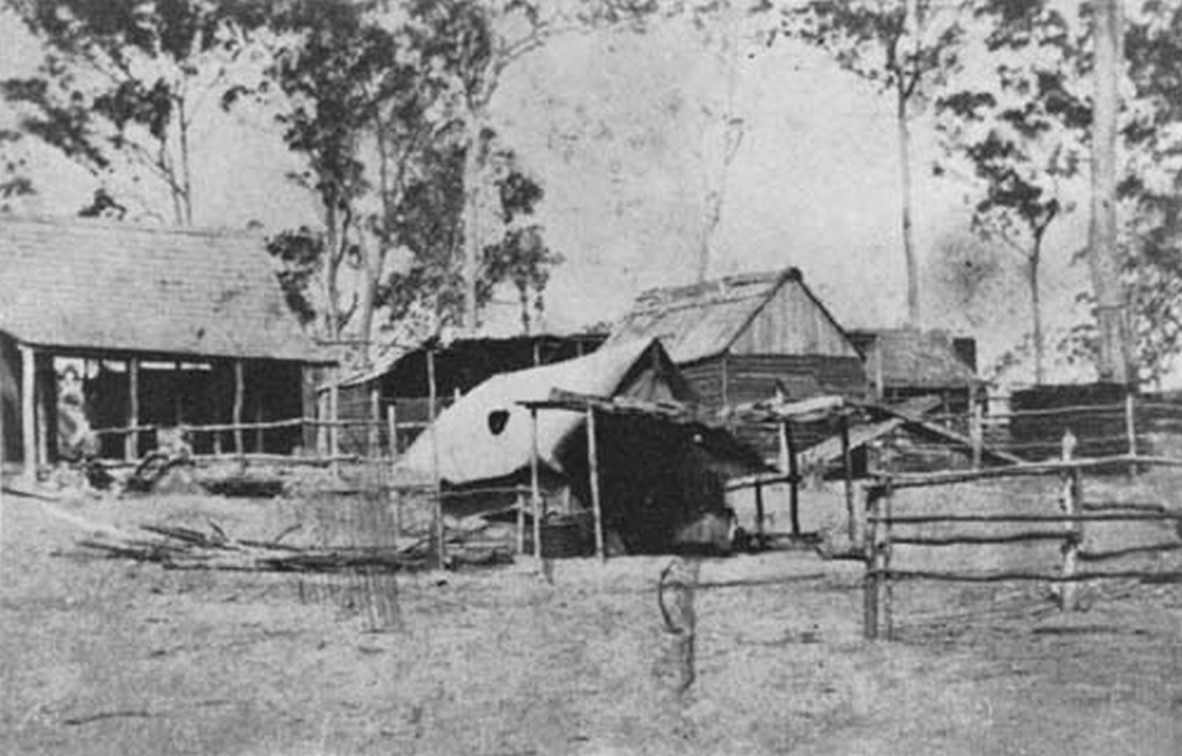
[323,203,343,345]
[177,94,193,225]
[461,115,484,333]
[1029,247,1044,384]
[355,235,380,365]
[896,84,920,328]
[1089,0,1133,384]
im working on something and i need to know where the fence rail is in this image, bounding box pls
[863,444,1182,641]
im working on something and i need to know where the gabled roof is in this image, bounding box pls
[393,338,695,485]
[0,216,331,363]
[604,268,855,363]
[852,328,978,389]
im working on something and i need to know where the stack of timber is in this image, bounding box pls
[76,522,513,572]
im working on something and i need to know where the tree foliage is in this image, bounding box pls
[2,0,266,223]
[248,0,561,356]
[936,1,1089,383]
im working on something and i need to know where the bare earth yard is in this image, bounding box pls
[4,475,1182,755]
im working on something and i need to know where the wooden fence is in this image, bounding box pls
[920,391,1182,465]
[862,435,1182,640]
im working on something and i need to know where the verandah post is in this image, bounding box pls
[19,344,36,480]
[427,348,444,568]
[587,405,605,561]
[126,357,139,461]
[529,406,542,560]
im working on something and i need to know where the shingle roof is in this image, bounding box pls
[393,338,695,485]
[0,216,332,363]
[604,269,802,364]
[854,328,978,388]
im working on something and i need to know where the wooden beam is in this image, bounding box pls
[125,357,139,461]
[35,353,49,468]
[587,406,605,561]
[427,348,444,568]
[530,406,542,560]
[369,384,380,458]
[841,414,855,543]
[233,360,245,460]
[328,365,340,478]
[19,344,36,480]
[782,420,801,538]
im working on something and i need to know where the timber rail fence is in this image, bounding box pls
[862,438,1182,640]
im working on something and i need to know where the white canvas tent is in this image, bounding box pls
[393,338,694,486]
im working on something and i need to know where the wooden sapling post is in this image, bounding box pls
[387,405,401,538]
[1125,390,1138,476]
[20,345,36,480]
[841,413,855,543]
[1059,430,1081,611]
[883,483,895,640]
[329,365,340,478]
[754,477,765,548]
[529,407,543,560]
[369,385,381,460]
[34,355,48,469]
[775,385,801,539]
[516,490,526,555]
[427,348,444,568]
[863,485,882,640]
[126,357,140,461]
[233,360,245,463]
[970,400,984,471]
[386,404,397,460]
[586,405,606,561]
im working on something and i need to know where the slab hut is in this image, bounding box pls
[0,216,334,477]
[604,268,869,460]
[848,328,981,416]
[392,339,765,556]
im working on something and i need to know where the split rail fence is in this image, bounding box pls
[863,434,1182,640]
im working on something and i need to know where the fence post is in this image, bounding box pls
[883,483,895,640]
[386,404,397,460]
[369,385,381,460]
[863,484,882,640]
[516,490,526,556]
[1059,430,1080,611]
[1125,391,1138,477]
[970,400,983,471]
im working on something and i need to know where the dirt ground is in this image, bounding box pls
[4,474,1182,755]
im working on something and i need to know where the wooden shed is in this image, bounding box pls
[848,328,981,415]
[0,216,334,478]
[604,268,868,457]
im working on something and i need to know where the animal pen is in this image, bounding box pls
[861,435,1182,641]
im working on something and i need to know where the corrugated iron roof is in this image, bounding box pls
[0,216,332,363]
[393,338,694,485]
[604,268,801,363]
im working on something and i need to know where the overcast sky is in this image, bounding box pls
[0,9,1102,386]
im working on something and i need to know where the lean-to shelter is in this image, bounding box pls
[393,338,765,554]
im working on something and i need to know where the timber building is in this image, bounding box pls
[0,216,334,477]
